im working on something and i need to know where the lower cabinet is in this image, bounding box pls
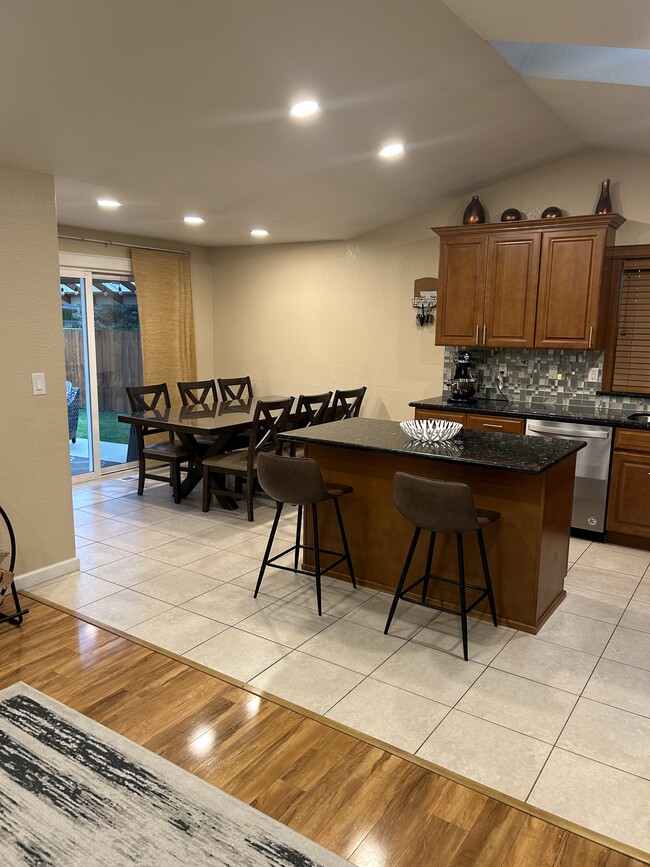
[465,414,526,434]
[607,429,650,540]
[414,409,467,424]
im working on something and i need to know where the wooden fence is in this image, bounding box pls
[64,330,143,412]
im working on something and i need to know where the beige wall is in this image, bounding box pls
[58,228,214,379]
[212,148,650,418]
[1,164,76,575]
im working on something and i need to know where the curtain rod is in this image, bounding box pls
[58,234,191,256]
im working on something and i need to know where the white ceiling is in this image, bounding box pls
[0,0,647,246]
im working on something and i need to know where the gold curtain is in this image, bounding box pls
[131,249,197,404]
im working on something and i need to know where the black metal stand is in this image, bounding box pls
[0,504,29,626]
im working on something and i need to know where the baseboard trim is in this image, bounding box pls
[15,557,80,590]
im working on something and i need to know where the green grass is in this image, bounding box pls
[76,409,131,445]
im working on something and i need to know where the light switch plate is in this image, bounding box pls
[32,372,46,395]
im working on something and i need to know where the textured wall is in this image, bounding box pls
[1,165,75,574]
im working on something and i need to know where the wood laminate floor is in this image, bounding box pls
[0,599,646,867]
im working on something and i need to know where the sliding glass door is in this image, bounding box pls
[61,262,143,481]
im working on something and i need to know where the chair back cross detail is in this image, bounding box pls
[178,379,218,406]
[331,386,367,421]
[218,376,253,401]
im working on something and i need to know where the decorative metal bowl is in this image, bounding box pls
[399,419,463,442]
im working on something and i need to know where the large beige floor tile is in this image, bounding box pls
[299,619,405,675]
[223,535,283,560]
[73,510,104,528]
[634,579,650,604]
[528,749,650,853]
[182,549,260,581]
[181,583,275,624]
[249,650,364,715]
[568,537,591,563]
[76,499,141,519]
[237,600,336,647]
[145,514,217,538]
[565,564,640,599]
[602,625,650,671]
[32,572,122,609]
[284,577,374,618]
[184,627,290,682]
[576,543,650,578]
[72,489,107,507]
[326,678,449,754]
[87,554,174,587]
[75,517,150,542]
[371,642,484,706]
[108,505,173,529]
[132,568,222,604]
[534,609,615,656]
[140,537,220,566]
[231,567,312,599]
[491,634,598,694]
[559,587,628,625]
[412,612,515,664]
[188,523,260,550]
[583,658,650,718]
[344,593,438,639]
[126,608,227,654]
[558,698,650,779]
[107,527,177,554]
[77,543,131,571]
[457,668,577,744]
[417,710,551,801]
[74,536,92,550]
[77,589,171,629]
[619,600,650,634]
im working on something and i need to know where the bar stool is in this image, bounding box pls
[385,472,500,660]
[255,452,356,615]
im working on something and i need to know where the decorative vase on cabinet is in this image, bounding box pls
[595,179,612,215]
[462,196,486,225]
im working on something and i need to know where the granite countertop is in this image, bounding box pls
[410,396,650,429]
[280,417,585,474]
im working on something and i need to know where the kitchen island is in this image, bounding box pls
[281,418,586,633]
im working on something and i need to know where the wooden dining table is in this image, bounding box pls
[118,396,294,504]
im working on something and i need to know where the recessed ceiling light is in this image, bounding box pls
[184,215,204,225]
[379,142,405,159]
[250,228,269,238]
[290,100,320,118]
[97,198,121,208]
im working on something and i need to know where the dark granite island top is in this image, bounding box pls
[280,417,586,474]
[283,416,580,634]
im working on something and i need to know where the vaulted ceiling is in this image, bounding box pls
[0,0,646,245]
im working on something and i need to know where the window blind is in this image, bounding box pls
[612,263,650,393]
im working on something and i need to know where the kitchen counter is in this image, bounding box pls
[281,417,585,474]
[284,417,579,633]
[409,395,650,428]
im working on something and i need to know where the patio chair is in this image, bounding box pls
[66,381,80,443]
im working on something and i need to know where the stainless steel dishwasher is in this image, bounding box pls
[525,419,613,538]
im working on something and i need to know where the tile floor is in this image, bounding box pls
[30,475,650,853]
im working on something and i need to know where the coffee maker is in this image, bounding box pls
[447,350,477,404]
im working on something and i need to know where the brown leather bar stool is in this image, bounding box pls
[255,452,356,615]
[385,472,500,660]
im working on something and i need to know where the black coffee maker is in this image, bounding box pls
[447,350,477,404]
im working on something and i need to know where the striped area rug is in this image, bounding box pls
[0,682,347,866]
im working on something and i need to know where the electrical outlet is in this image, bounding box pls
[588,367,600,382]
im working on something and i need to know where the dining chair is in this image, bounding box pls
[126,384,191,504]
[201,397,294,521]
[177,379,218,406]
[217,376,253,401]
[330,386,367,421]
[288,391,333,457]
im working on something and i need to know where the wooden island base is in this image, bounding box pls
[302,444,576,634]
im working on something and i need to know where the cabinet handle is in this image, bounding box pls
[483,324,486,345]
[588,326,593,348]
[476,324,479,344]
[483,423,503,429]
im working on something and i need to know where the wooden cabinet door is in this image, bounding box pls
[607,450,650,538]
[535,228,606,349]
[435,235,487,346]
[484,232,540,347]
[415,408,467,424]
[466,414,526,434]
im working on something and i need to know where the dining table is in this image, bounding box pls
[118,396,294,505]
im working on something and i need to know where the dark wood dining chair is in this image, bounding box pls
[288,391,333,457]
[330,386,367,421]
[217,376,253,401]
[201,397,294,521]
[177,379,218,406]
[126,384,191,504]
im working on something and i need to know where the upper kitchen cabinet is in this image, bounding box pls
[432,214,625,348]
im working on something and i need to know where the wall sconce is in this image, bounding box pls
[412,277,438,327]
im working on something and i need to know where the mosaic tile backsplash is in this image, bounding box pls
[442,347,648,413]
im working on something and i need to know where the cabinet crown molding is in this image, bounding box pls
[431,213,625,237]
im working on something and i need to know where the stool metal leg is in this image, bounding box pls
[477,528,498,626]
[312,503,323,615]
[294,505,303,571]
[456,533,469,661]
[422,531,436,603]
[254,502,283,598]
[385,526,421,635]
[333,497,356,588]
